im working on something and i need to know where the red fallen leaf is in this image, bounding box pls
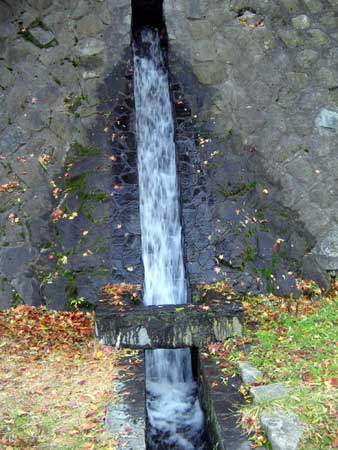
[329,378,338,386]
[332,436,338,448]
[207,343,220,354]
[78,380,86,385]
[218,361,230,368]
[273,241,279,254]
[103,345,113,353]
[48,255,54,261]
[83,443,95,450]
[303,374,313,383]
[246,416,254,427]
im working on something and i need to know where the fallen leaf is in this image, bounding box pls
[50,208,65,222]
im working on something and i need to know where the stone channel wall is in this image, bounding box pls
[1,0,338,308]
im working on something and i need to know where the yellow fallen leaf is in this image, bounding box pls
[69,211,78,220]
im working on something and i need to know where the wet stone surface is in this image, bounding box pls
[170,74,305,296]
[104,68,144,286]
[172,79,219,287]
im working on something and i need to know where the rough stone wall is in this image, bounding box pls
[0,0,131,308]
[1,0,338,309]
[164,0,338,286]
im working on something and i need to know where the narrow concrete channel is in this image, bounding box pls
[132,19,206,450]
[99,2,249,449]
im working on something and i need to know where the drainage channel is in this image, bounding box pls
[133,26,206,449]
[97,2,248,449]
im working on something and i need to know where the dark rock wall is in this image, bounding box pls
[1,0,337,308]
[0,0,131,309]
[165,0,338,287]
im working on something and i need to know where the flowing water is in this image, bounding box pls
[133,29,205,449]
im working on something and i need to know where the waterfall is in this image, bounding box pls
[133,29,204,449]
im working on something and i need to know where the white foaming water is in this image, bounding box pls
[133,29,204,449]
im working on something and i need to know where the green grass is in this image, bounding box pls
[210,294,338,449]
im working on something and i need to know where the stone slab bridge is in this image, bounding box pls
[95,285,244,349]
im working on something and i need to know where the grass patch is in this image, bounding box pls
[207,293,338,449]
[218,181,257,199]
[72,143,101,159]
[0,306,131,449]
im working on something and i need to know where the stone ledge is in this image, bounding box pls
[104,352,145,449]
[95,296,244,349]
[199,357,251,450]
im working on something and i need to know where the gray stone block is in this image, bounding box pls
[238,361,263,384]
[11,272,42,307]
[187,0,208,19]
[311,228,338,270]
[250,383,287,404]
[315,108,338,132]
[76,38,106,57]
[29,27,56,48]
[0,126,26,155]
[261,412,302,450]
[292,15,310,30]
[43,276,69,311]
[0,246,38,278]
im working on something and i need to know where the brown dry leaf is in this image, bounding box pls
[0,181,20,193]
[50,208,65,222]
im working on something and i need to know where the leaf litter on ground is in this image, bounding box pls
[0,305,131,450]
